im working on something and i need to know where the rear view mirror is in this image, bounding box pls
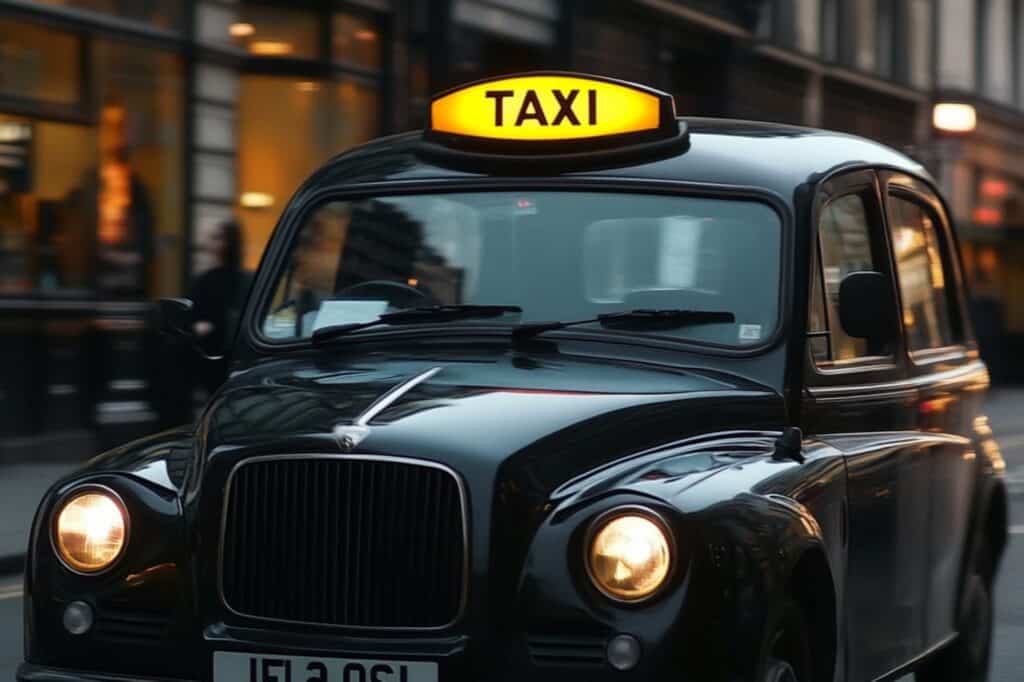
[838,271,899,343]
[159,298,195,339]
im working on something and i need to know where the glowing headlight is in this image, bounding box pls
[53,489,128,574]
[586,509,673,603]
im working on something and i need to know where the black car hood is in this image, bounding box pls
[202,349,783,482]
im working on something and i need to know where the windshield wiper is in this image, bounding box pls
[512,308,736,341]
[312,304,522,345]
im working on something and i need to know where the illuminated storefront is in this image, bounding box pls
[0,0,982,459]
[0,0,391,455]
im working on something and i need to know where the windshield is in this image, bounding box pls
[259,191,782,347]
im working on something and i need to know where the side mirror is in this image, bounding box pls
[159,297,195,338]
[838,271,899,343]
[159,297,225,361]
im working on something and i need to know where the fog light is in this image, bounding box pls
[606,633,641,671]
[62,601,93,635]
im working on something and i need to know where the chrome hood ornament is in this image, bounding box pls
[333,366,443,452]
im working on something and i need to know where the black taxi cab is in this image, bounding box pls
[20,74,1008,682]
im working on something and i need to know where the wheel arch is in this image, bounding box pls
[787,545,838,682]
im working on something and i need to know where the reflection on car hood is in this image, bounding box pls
[203,350,782,473]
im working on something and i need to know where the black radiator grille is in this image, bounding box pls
[221,457,466,628]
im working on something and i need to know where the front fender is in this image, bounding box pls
[513,481,833,681]
[23,429,200,679]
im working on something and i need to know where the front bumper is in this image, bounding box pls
[17,663,197,682]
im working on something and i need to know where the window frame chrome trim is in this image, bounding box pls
[807,359,988,403]
[217,452,470,632]
[806,170,906,381]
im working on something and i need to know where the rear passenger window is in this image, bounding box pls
[887,195,958,353]
[816,194,893,364]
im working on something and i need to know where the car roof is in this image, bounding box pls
[299,117,932,202]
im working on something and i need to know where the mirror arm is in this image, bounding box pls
[163,325,224,362]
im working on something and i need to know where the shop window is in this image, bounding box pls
[973,174,1024,229]
[0,20,82,106]
[574,15,655,90]
[0,41,184,299]
[0,116,95,293]
[31,0,185,32]
[761,0,820,55]
[92,41,184,299]
[821,0,838,61]
[333,11,383,70]
[449,0,559,85]
[677,0,761,29]
[888,196,958,353]
[876,0,894,78]
[852,0,878,72]
[238,75,379,270]
[907,0,933,89]
[232,6,321,59]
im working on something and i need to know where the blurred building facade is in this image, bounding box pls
[0,0,1021,460]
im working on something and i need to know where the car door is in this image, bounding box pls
[801,169,931,682]
[880,171,988,650]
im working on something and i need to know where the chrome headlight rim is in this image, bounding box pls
[50,483,130,576]
[583,504,676,605]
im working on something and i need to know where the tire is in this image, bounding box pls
[916,544,994,682]
[760,599,812,682]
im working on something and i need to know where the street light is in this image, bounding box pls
[933,103,977,133]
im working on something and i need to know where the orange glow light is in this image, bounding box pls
[240,192,275,209]
[354,29,378,41]
[973,206,1003,225]
[250,41,293,56]
[980,178,1010,199]
[229,22,255,38]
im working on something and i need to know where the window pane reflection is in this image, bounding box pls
[818,194,889,362]
[888,197,956,352]
[233,7,320,59]
[0,115,96,293]
[0,20,81,105]
[92,41,185,298]
[238,76,379,270]
[0,41,184,298]
[333,12,382,69]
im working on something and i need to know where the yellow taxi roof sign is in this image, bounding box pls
[425,72,683,154]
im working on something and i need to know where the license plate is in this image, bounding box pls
[214,651,438,682]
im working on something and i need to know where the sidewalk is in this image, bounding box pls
[0,461,78,575]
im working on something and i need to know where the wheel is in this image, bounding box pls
[759,598,812,682]
[916,544,994,682]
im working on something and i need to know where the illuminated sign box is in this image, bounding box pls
[424,72,684,159]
